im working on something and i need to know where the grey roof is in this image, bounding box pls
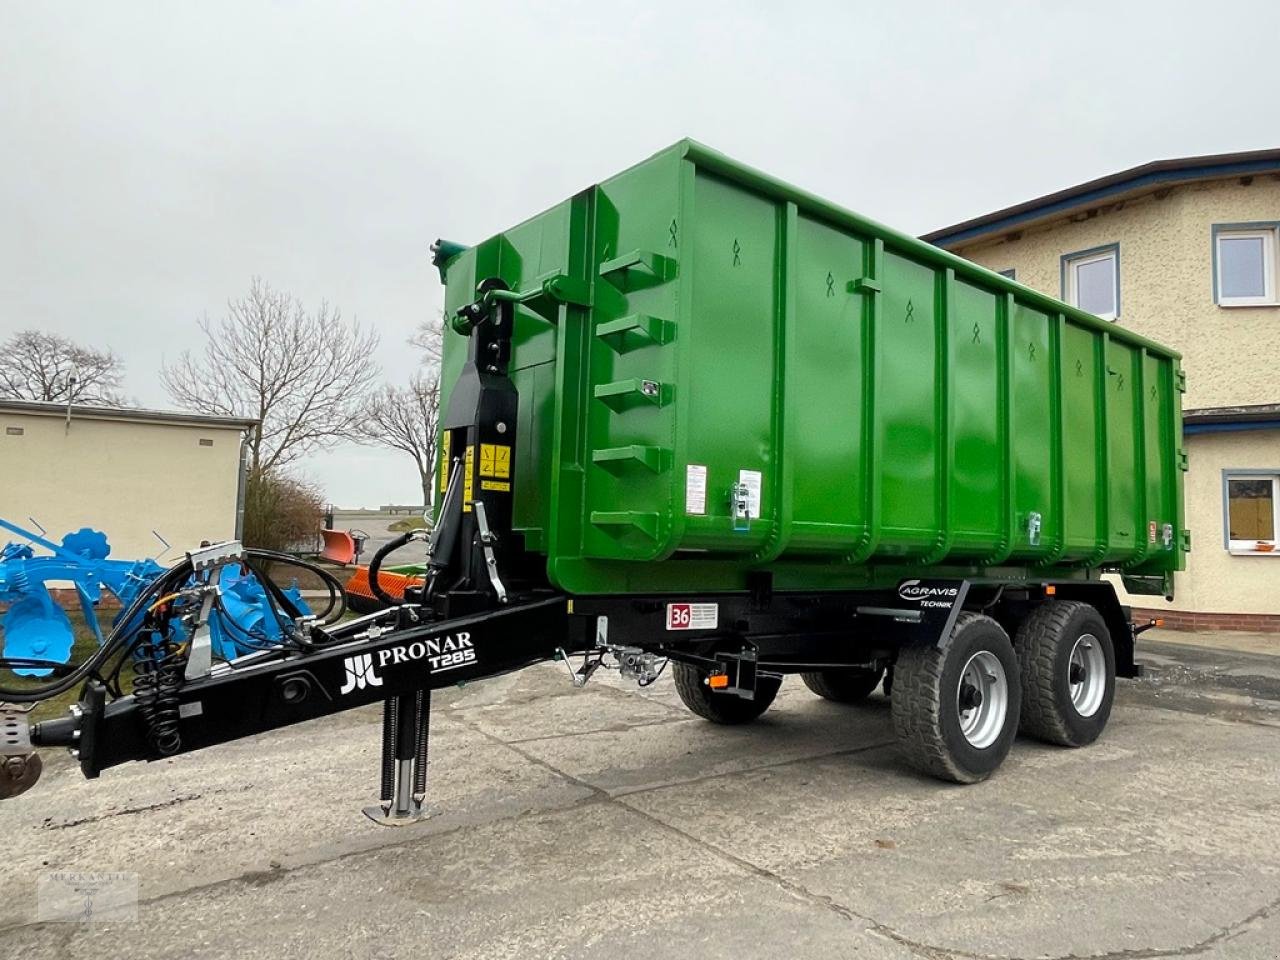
[0,398,258,430]
[924,148,1280,249]
[1183,403,1280,424]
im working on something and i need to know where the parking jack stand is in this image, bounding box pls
[363,690,432,826]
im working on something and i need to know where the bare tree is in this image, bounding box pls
[359,373,440,508]
[409,309,445,365]
[0,330,125,405]
[360,308,445,507]
[162,277,380,475]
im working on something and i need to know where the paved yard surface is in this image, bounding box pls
[1,632,1278,959]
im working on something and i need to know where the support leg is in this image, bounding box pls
[363,691,432,826]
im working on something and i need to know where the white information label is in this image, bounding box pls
[666,602,719,630]
[685,464,707,515]
[738,469,762,519]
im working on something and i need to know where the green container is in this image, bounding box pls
[438,141,1186,596]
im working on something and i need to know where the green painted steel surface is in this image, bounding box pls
[438,141,1187,595]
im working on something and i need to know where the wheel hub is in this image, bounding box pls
[956,651,1008,749]
[1068,633,1107,717]
[959,682,984,710]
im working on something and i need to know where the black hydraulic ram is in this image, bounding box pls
[31,595,578,779]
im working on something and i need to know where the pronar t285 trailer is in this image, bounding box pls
[2,141,1186,814]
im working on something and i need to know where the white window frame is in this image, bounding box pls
[1214,225,1278,307]
[1062,245,1119,321]
[1224,471,1280,556]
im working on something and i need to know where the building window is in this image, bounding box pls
[997,268,1016,281]
[1213,224,1278,306]
[1062,244,1119,320]
[1224,472,1279,554]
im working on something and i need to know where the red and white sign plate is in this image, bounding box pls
[666,602,719,631]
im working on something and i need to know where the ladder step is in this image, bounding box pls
[591,511,661,540]
[598,249,676,292]
[593,379,671,411]
[591,445,669,474]
[595,314,674,353]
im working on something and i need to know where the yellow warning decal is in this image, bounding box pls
[439,432,451,493]
[479,443,511,479]
[480,480,511,492]
[462,445,475,512]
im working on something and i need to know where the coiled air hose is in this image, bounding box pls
[131,629,184,756]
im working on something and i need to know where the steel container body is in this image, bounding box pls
[438,141,1186,595]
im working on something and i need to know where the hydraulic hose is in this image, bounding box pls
[243,549,348,626]
[367,532,417,607]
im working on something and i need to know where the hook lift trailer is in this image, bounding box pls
[2,280,1162,819]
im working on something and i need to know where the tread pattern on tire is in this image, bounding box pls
[890,612,1016,784]
[801,668,883,703]
[1016,600,1111,747]
[672,662,780,725]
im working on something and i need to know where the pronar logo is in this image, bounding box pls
[374,632,475,674]
[897,580,960,602]
[339,653,383,695]
[338,632,477,697]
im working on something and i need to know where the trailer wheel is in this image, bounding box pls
[672,663,781,725]
[801,667,884,704]
[1015,600,1115,747]
[891,613,1020,784]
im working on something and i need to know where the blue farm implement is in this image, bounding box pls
[0,518,312,676]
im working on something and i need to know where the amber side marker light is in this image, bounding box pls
[708,674,730,689]
[1044,584,1057,596]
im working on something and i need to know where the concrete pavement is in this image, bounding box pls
[1,634,1277,959]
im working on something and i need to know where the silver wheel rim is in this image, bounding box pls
[956,651,1008,749]
[1068,633,1106,717]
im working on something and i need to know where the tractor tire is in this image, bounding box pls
[1015,600,1115,747]
[801,666,885,704]
[672,662,782,725]
[891,612,1021,784]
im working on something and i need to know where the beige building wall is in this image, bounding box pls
[0,407,248,560]
[954,176,1280,410]
[1109,428,1280,616]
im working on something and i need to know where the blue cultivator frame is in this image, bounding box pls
[0,518,309,676]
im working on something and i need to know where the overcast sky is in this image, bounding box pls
[3,1,1276,507]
